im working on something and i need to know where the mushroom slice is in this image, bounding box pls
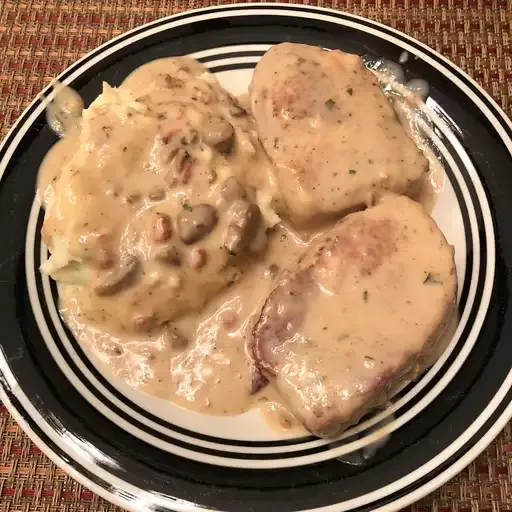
[203,119,235,154]
[94,255,139,296]
[221,176,247,201]
[224,200,262,255]
[177,204,218,244]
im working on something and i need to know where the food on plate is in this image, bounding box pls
[252,195,457,438]
[250,42,429,225]
[37,45,457,440]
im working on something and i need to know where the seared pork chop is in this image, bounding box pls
[252,196,457,438]
[250,43,429,225]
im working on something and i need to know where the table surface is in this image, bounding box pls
[0,0,511,510]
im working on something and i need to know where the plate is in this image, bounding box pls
[0,4,511,511]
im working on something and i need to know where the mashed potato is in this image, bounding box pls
[39,57,279,335]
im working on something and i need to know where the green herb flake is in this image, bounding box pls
[347,87,354,96]
[273,137,280,149]
[363,290,368,303]
[325,98,336,110]
[183,203,193,212]
[349,169,357,175]
[423,272,442,284]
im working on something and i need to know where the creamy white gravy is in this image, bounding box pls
[60,220,316,431]
[38,54,442,436]
[45,80,84,137]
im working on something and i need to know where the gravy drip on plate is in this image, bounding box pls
[38,55,442,434]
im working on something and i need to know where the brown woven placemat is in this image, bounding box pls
[0,0,511,510]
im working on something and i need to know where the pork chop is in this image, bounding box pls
[252,195,457,438]
[250,43,429,225]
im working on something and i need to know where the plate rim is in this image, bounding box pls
[0,3,510,512]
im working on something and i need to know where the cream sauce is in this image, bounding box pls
[37,123,81,206]
[45,81,84,137]
[60,220,317,431]
[372,65,442,214]
[37,51,446,436]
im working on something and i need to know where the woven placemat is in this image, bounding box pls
[0,0,511,510]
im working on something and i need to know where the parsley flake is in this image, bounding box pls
[325,98,336,110]
[363,290,368,303]
[349,169,357,175]
[183,203,193,212]
[347,87,354,96]
[423,272,442,284]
